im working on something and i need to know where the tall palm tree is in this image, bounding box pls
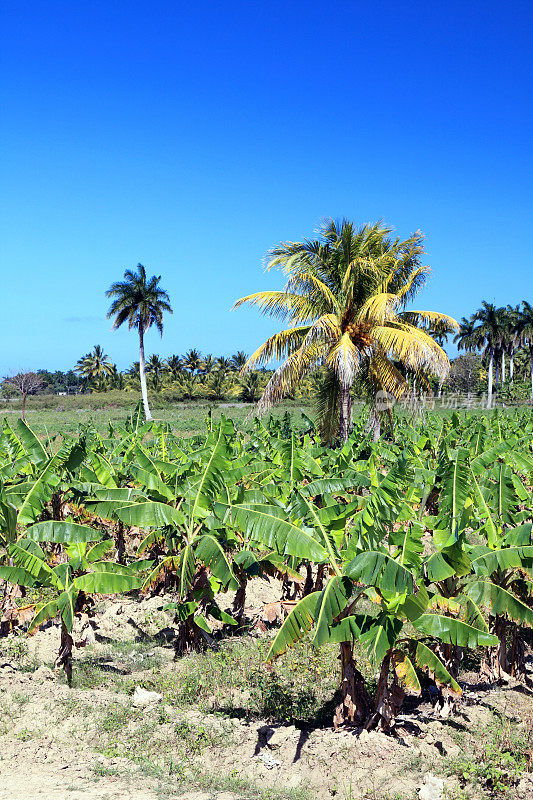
[234,219,457,442]
[518,300,533,400]
[74,345,115,390]
[106,264,172,420]
[472,302,504,409]
[181,349,202,374]
[505,304,521,383]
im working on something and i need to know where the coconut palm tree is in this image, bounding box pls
[106,264,172,420]
[181,349,202,375]
[75,345,115,390]
[237,371,262,402]
[216,356,231,375]
[107,364,125,391]
[207,371,227,400]
[201,354,216,375]
[230,351,248,371]
[518,300,533,400]
[234,219,457,442]
[166,355,183,381]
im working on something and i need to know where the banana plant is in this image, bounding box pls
[111,422,240,652]
[0,520,141,684]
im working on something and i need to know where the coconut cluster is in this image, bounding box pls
[344,322,373,348]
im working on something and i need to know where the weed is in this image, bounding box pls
[444,708,532,794]
[15,728,34,741]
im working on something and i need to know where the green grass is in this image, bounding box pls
[1,396,314,439]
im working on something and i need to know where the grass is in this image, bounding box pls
[72,639,163,690]
[136,634,350,724]
[0,396,314,439]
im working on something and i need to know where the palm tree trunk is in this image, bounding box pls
[339,383,352,443]
[501,351,506,384]
[371,410,381,442]
[530,345,533,402]
[486,350,494,409]
[138,326,152,421]
[509,351,514,383]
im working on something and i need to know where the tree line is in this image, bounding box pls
[454,301,533,406]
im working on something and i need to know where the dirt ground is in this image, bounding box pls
[1,590,532,800]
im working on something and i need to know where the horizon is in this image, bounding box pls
[1,1,531,375]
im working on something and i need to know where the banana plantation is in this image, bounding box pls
[0,404,532,744]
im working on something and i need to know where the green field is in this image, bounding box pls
[0,397,314,440]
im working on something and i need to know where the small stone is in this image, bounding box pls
[419,773,445,800]
[132,686,162,708]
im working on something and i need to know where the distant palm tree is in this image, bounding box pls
[454,317,480,353]
[504,304,521,383]
[146,354,165,392]
[207,371,227,400]
[166,355,183,381]
[518,300,533,400]
[107,364,125,390]
[230,351,248,371]
[75,345,115,390]
[472,301,503,409]
[216,356,231,375]
[181,349,202,374]
[201,354,216,375]
[427,320,456,397]
[237,371,261,402]
[106,264,172,420]
[177,372,198,399]
[127,361,140,378]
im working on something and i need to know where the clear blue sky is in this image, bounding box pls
[1,0,531,375]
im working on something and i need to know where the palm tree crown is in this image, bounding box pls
[106,264,172,335]
[106,264,172,419]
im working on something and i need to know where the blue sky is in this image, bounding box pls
[1,0,531,375]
